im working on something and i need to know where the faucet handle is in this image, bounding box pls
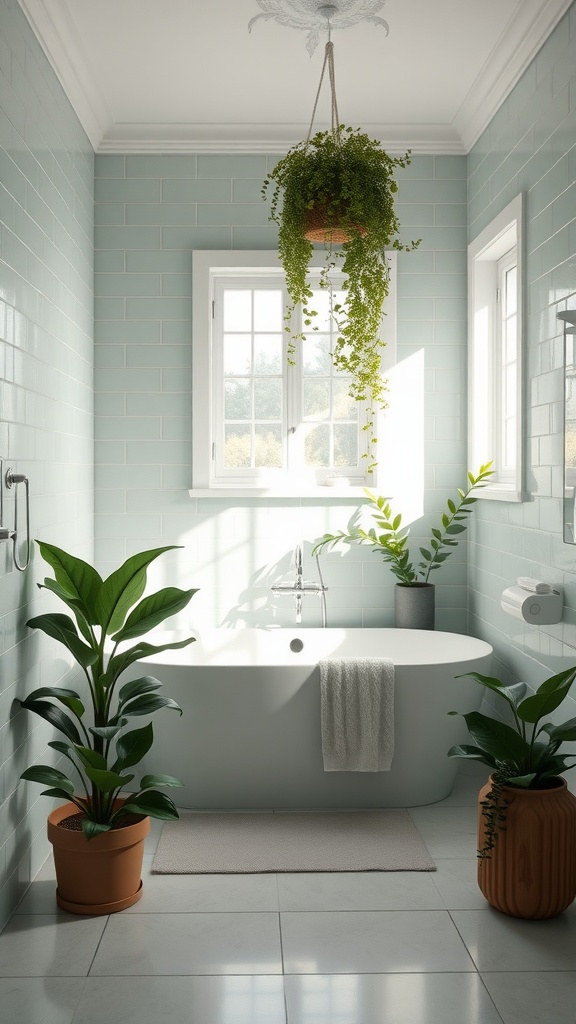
[293,544,303,573]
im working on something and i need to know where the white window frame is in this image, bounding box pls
[468,194,525,502]
[191,250,397,496]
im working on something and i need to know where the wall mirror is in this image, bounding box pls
[561,310,576,543]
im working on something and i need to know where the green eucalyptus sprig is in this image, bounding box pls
[262,126,420,472]
[19,542,197,839]
[312,462,493,584]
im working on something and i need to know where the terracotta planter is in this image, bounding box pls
[304,206,367,244]
[477,776,576,919]
[394,583,435,630]
[47,801,150,915]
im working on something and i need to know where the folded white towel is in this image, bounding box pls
[516,577,552,594]
[319,657,395,772]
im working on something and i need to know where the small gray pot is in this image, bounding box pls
[394,583,435,630]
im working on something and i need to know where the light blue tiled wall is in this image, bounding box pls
[467,6,576,704]
[94,153,470,633]
[0,0,94,924]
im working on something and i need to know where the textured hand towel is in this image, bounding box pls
[320,657,395,772]
[516,577,552,594]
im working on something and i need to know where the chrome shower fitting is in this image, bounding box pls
[270,543,328,626]
[2,466,31,571]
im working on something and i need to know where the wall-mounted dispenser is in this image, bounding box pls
[0,459,31,571]
[501,585,563,625]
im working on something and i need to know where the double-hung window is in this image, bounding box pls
[191,251,396,495]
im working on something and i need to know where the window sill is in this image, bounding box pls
[478,483,525,503]
[188,486,371,499]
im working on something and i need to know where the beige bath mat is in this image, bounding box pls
[151,810,435,873]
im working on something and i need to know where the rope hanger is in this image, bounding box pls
[306,16,341,143]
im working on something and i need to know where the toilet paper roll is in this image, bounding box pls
[501,585,563,625]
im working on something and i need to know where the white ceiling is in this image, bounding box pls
[17,0,573,154]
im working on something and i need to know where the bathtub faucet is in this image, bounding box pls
[271,544,328,626]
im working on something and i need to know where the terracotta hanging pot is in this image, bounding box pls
[47,801,150,915]
[304,204,368,244]
[477,775,576,919]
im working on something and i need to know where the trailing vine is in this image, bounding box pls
[478,768,512,859]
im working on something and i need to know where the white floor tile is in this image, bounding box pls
[280,910,475,974]
[12,857,62,915]
[284,973,504,1024]
[0,978,86,1024]
[89,912,283,976]
[124,868,279,913]
[277,870,444,911]
[0,915,107,977]
[71,976,287,1024]
[481,971,576,1024]
[408,805,479,858]
[452,908,576,972]
[431,858,489,910]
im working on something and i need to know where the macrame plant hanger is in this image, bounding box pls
[306,6,340,145]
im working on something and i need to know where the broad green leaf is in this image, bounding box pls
[445,523,467,535]
[446,743,497,767]
[39,578,95,643]
[111,587,198,643]
[105,637,195,685]
[540,718,576,743]
[117,694,182,718]
[22,686,84,718]
[504,773,537,788]
[21,765,74,791]
[74,747,108,771]
[456,710,528,764]
[456,672,523,708]
[517,667,576,724]
[95,546,181,637]
[89,723,126,740]
[82,820,111,839]
[19,699,82,744]
[122,790,180,820]
[26,613,98,669]
[117,676,162,706]
[40,787,77,800]
[83,767,134,792]
[36,540,103,623]
[447,499,456,513]
[115,723,154,769]
[139,773,183,789]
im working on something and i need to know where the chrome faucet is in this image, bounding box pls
[271,544,328,626]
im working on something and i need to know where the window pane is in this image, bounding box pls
[254,378,282,419]
[224,379,251,419]
[255,425,282,467]
[303,335,332,375]
[505,364,517,416]
[303,379,330,420]
[223,290,251,332]
[223,334,251,375]
[308,288,346,331]
[332,380,357,419]
[304,424,330,466]
[224,425,251,466]
[334,423,358,466]
[504,418,516,467]
[505,266,517,316]
[254,334,282,374]
[254,290,282,332]
[505,316,517,362]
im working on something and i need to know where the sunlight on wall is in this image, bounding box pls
[380,348,425,526]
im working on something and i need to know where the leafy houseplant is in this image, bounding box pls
[20,542,197,839]
[447,667,576,918]
[262,126,420,471]
[312,462,493,584]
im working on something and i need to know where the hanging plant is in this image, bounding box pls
[261,44,420,472]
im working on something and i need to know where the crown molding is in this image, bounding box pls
[16,0,111,151]
[454,0,573,152]
[97,122,466,155]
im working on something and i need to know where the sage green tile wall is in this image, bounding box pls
[0,0,94,925]
[94,153,469,632]
[467,4,576,703]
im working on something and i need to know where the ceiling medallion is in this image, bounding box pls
[248,0,389,54]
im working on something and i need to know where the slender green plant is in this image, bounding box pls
[262,126,420,471]
[448,666,576,857]
[312,462,493,584]
[19,541,197,839]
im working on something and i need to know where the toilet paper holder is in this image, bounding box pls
[501,585,563,625]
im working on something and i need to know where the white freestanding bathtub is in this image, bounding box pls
[127,628,492,809]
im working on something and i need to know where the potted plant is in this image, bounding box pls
[312,462,493,628]
[448,666,576,919]
[262,126,420,472]
[19,541,197,914]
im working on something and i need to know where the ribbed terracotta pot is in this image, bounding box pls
[304,206,367,244]
[47,801,150,915]
[477,776,576,919]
